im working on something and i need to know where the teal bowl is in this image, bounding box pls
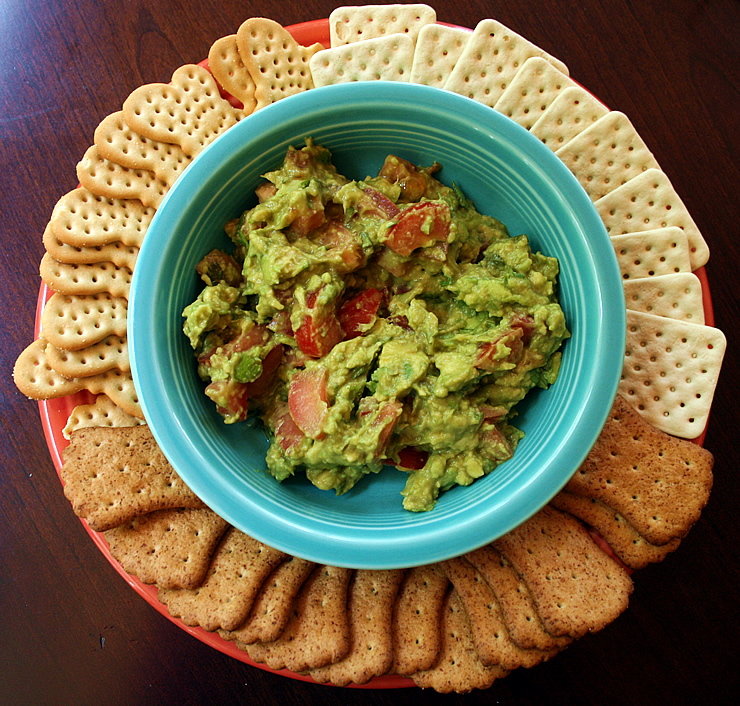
[129,81,625,569]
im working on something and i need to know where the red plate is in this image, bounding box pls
[35,16,714,690]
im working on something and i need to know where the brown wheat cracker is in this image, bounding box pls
[493,57,576,130]
[493,506,633,639]
[464,545,572,652]
[595,168,710,270]
[550,491,681,570]
[219,556,316,645]
[59,426,202,532]
[531,85,609,150]
[621,310,726,439]
[310,33,415,85]
[104,508,230,590]
[441,557,557,670]
[40,253,132,299]
[122,64,243,158]
[63,394,144,439]
[411,590,509,694]
[207,34,258,113]
[443,18,569,108]
[158,528,288,632]
[567,395,714,547]
[555,111,661,201]
[623,272,705,324]
[41,293,128,351]
[391,563,450,675]
[409,23,471,87]
[94,110,192,188]
[309,569,406,686]
[13,338,141,417]
[243,565,352,672]
[329,4,436,46]
[45,335,129,379]
[49,188,154,249]
[236,18,323,110]
[43,223,139,271]
[76,145,169,209]
[611,227,692,281]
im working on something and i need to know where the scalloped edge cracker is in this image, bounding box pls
[409,23,471,87]
[443,19,569,108]
[236,18,322,110]
[40,252,132,299]
[531,85,609,151]
[122,64,243,158]
[329,4,436,46]
[611,227,691,280]
[595,168,710,270]
[622,272,705,324]
[556,111,661,201]
[13,339,141,417]
[63,394,144,439]
[94,111,192,188]
[49,188,154,249]
[76,145,168,209]
[493,57,576,130]
[621,310,726,438]
[41,293,128,351]
[43,222,138,271]
[45,335,129,379]
[208,34,258,113]
[310,33,414,86]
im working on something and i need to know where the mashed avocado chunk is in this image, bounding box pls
[183,139,569,511]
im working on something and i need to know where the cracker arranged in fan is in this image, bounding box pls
[11,7,727,695]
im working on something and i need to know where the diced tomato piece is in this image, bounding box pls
[295,284,344,358]
[393,446,429,470]
[385,202,451,257]
[359,398,403,457]
[246,344,284,400]
[231,323,270,353]
[267,309,294,337]
[475,328,525,371]
[358,186,400,220]
[337,288,383,339]
[375,246,411,277]
[269,401,306,451]
[288,366,330,439]
[205,380,249,423]
[313,219,365,271]
[511,313,536,343]
[287,202,326,238]
[255,181,277,202]
[480,404,508,422]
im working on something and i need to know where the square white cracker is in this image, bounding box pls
[531,85,609,151]
[610,227,691,280]
[621,309,726,439]
[443,19,569,108]
[310,34,415,85]
[595,168,710,270]
[556,111,661,201]
[329,4,436,46]
[410,24,471,88]
[623,273,705,325]
[493,57,576,130]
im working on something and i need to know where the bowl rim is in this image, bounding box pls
[129,81,626,569]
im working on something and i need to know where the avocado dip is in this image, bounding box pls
[182,139,569,512]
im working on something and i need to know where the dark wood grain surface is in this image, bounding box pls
[1,1,738,704]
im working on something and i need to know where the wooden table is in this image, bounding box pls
[1,1,737,703]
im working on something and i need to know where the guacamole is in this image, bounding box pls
[183,139,569,512]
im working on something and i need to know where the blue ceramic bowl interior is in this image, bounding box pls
[129,81,625,569]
